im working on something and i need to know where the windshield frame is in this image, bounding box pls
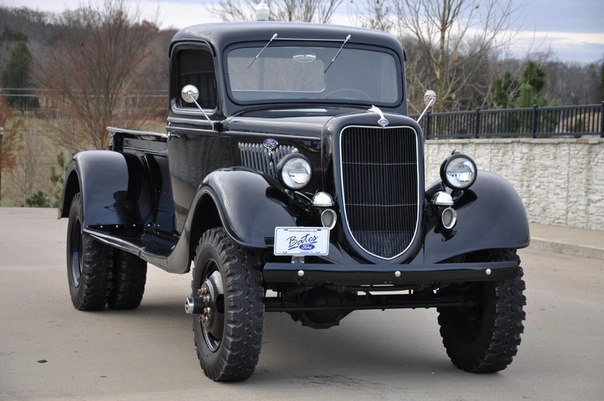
[222,40,404,109]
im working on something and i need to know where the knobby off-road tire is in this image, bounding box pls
[437,249,526,373]
[66,193,113,311]
[192,228,264,382]
[107,250,147,310]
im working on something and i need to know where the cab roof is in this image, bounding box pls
[171,22,405,56]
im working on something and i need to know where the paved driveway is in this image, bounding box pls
[1,208,602,401]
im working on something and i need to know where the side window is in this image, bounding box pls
[175,48,217,109]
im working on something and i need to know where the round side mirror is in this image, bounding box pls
[423,90,436,108]
[181,85,200,104]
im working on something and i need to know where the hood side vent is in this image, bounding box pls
[238,142,298,177]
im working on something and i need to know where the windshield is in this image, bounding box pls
[226,45,401,106]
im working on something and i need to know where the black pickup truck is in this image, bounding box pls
[58,22,528,382]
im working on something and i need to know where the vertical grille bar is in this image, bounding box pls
[339,126,419,259]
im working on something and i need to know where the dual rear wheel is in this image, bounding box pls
[66,193,147,311]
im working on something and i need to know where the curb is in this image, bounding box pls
[530,237,604,261]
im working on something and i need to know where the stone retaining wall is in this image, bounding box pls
[424,138,604,230]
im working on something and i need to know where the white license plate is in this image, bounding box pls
[273,227,330,256]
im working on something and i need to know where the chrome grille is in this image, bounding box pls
[238,143,297,177]
[339,126,419,259]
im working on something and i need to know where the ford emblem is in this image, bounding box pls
[263,138,279,150]
[378,118,390,127]
[299,243,315,251]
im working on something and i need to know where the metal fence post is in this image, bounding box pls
[600,101,604,138]
[426,111,432,139]
[0,126,3,205]
[475,108,481,138]
[531,104,538,138]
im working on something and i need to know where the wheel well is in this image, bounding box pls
[189,194,222,260]
[60,171,80,218]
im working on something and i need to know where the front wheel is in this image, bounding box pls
[192,228,264,382]
[437,249,526,373]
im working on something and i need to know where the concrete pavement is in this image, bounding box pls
[1,208,603,401]
[530,223,604,261]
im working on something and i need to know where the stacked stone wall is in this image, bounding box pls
[425,138,604,230]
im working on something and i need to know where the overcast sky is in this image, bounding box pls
[2,0,603,63]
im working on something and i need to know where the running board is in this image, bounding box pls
[84,227,174,269]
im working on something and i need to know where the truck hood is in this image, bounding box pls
[222,107,370,139]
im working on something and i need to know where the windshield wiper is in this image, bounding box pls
[248,33,278,69]
[324,34,351,73]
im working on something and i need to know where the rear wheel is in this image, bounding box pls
[192,228,264,382]
[66,193,113,311]
[107,250,147,310]
[437,249,526,372]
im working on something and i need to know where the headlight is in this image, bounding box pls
[440,154,477,189]
[277,154,312,190]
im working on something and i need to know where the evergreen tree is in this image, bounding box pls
[491,72,519,108]
[513,61,548,108]
[1,41,38,111]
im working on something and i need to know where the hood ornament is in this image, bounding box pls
[369,105,389,127]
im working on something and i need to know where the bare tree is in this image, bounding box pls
[0,95,22,204]
[393,0,521,111]
[215,0,342,23]
[4,127,51,206]
[348,0,394,32]
[0,96,19,172]
[35,0,159,150]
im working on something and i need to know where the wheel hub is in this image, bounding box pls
[198,270,224,352]
[199,285,212,324]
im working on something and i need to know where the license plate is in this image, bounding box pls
[273,227,330,256]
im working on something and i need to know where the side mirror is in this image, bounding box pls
[179,84,214,131]
[181,84,200,104]
[423,90,436,108]
[417,89,437,123]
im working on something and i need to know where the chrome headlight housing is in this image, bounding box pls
[277,154,312,190]
[440,153,477,190]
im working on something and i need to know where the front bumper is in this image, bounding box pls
[263,261,519,286]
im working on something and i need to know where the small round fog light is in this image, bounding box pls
[320,209,337,230]
[441,207,457,230]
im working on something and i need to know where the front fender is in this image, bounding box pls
[195,168,297,248]
[58,150,137,227]
[424,170,530,263]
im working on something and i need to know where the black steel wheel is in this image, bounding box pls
[66,193,113,310]
[107,250,147,310]
[192,227,264,382]
[437,249,526,373]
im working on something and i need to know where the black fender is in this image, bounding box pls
[58,150,149,227]
[186,168,298,250]
[424,170,530,263]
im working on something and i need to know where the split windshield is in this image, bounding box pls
[226,44,401,106]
